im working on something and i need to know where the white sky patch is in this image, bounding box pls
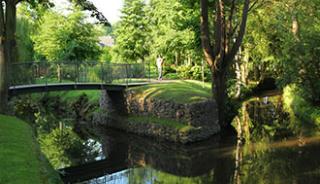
[88,0,124,24]
[52,0,123,24]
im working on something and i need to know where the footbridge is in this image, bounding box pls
[8,61,154,96]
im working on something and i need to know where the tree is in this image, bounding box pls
[113,0,149,63]
[147,0,201,65]
[33,10,101,62]
[200,0,253,126]
[0,0,7,113]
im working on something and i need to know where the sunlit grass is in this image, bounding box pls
[129,80,212,104]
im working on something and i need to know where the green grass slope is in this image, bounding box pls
[0,115,61,184]
[129,80,212,104]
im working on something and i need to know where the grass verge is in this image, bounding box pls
[128,80,212,104]
[0,115,61,184]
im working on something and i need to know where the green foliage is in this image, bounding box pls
[283,84,320,133]
[113,0,149,63]
[100,47,112,62]
[147,0,201,64]
[16,17,35,62]
[244,0,320,102]
[175,65,211,81]
[33,9,102,62]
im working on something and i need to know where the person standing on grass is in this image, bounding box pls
[156,55,164,80]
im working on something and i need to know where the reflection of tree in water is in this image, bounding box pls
[12,93,103,169]
[231,95,320,184]
[39,125,102,169]
[233,95,294,142]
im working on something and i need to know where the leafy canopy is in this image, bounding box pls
[33,8,101,62]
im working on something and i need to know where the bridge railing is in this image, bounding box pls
[10,61,151,86]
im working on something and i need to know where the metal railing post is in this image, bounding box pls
[100,62,104,84]
[125,64,128,87]
[148,61,151,83]
[45,61,48,87]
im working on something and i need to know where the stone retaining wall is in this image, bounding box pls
[126,90,219,127]
[95,89,221,144]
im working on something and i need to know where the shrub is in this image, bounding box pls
[175,65,211,81]
[283,84,320,132]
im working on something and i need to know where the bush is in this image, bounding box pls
[163,65,177,75]
[164,73,179,80]
[175,65,211,81]
[283,84,320,132]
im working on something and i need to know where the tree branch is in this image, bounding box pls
[200,0,215,66]
[227,0,236,39]
[225,0,250,65]
[0,0,4,37]
[229,0,260,39]
[69,0,110,26]
[214,0,223,57]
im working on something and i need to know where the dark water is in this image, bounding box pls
[43,95,320,184]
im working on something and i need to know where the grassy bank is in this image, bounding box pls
[128,80,212,104]
[0,115,61,184]
[283,85,320,130]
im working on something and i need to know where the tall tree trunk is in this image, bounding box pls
[6,0,17,67]
[0,0,7,113]
[213,66,227,126]
[200,0,250,127]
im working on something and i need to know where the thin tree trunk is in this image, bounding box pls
[0,0,7,113]
[175,52,180,65]
[292,14,299,40]
[57,64,62,82]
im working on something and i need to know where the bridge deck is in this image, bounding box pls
[9,82,150,96]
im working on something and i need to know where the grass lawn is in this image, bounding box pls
[0,115,61,184]
[128,80,212,104]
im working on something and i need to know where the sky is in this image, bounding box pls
[89,0,124,24]
[54,0,124,24]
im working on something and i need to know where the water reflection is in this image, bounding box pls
[40,95,320,184]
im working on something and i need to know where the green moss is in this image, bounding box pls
[179,126,196,133]
[0,115,62,184]
[128,80,212,104]
[128,115,194,131]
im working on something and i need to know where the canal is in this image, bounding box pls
[36,94,320,184]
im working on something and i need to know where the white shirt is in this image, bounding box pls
[156,57,163,69]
